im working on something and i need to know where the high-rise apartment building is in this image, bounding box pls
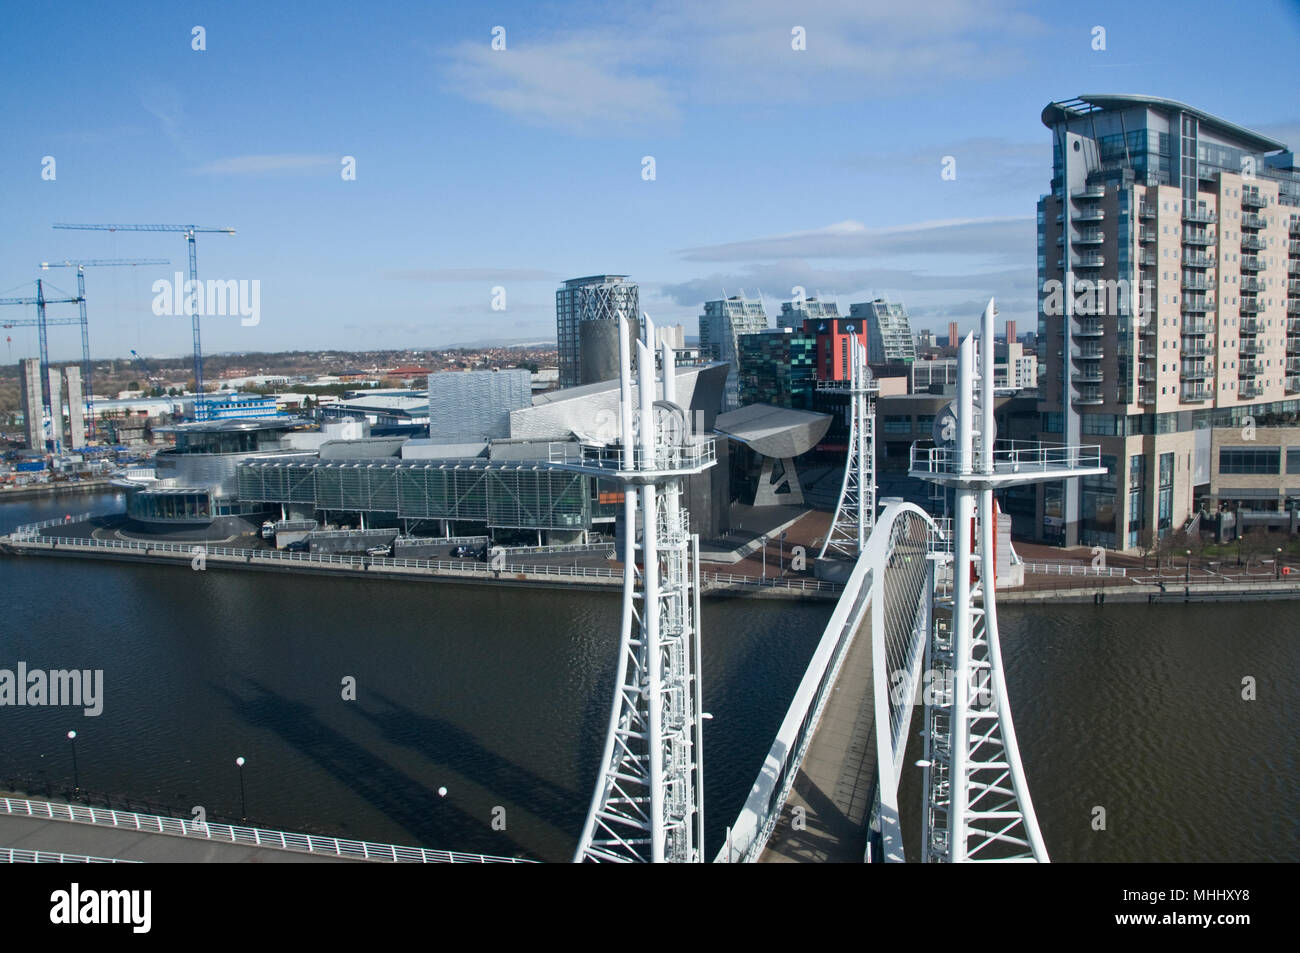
[555,275,640,389]
[699,294,769,409]
[779,296,839,325]
[1038,95,1300,549]
[65,366,85,450]
[947,321,960,349]
[852,298,917,363]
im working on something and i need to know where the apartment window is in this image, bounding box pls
[1219,446,1281,474]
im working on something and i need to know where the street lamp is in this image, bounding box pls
[235,756,247,822]
[760,535,768,579]
[1185,549,1191,585]
[1277,547,1283,580]
[67,730,78,793]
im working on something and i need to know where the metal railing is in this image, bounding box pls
[909,440,1102,477]
[12,509,117,535]
[547,439,716,473]
[1022,561,1127,578]
[5,531,841,593]
[0,797,531,863]
[0,847,138,864]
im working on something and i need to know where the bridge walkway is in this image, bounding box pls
[759,614,877,863]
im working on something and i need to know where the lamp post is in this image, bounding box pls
[67,730,78,793]
[1277,548,1283,580]
[760,535,768,579]
[1185,549,1191,585]
[235,756,247,822]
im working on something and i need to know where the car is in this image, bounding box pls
[366,545,391,557]
[285,539,309,553]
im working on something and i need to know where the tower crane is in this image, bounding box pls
[39,258,169,440]
[0,279,84,451]
[53,223,235,420]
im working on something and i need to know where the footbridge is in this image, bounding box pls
[717,500,940,863]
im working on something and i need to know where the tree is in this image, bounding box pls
[127,381,140,391]
[1137,526,1157,569]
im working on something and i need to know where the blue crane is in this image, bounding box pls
[0,279,84,451]
[53,223,235,420]
[39,258,169,440]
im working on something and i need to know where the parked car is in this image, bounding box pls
[366,545,391,557]
[285,539,309,553]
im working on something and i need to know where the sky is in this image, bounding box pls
[2,0,1299,362]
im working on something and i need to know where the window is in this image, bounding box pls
[1288,447,1300,475]
[1219,446,1280,475]
[883,415,912,435]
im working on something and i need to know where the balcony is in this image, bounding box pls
[1140,227,1158,243]
[1288,375,1300,393]
[1183,228,1215,246]
[1290,279,1300,293]
[1183,203,1217,224]
[1241,256,1262,272]
[1182,295,1215,313]
[1075,208,1105,222]
[1182,275,1209,291]
[1139,386,1156,405]
[1238,359,1262,376]
[1239,383,1264,399]
[1073,185,1105,200]
[1138,365,1156,382]
[1241,212,1266,229]
[1183,251,1214,267]
[1240,340,1263,355]
[1075,229,1105,245]
[1182,317,1212,335]
[1182,341,1211,357]
[1239,298,1260,316]
[1288,260,1300,275]
[1240,315,1262,333]
[1182,361,1212,379]
[1139,203,1156,220]
[1288,357,1300,374]
[1291,219,1300,236]
[1242,191,1267,210]
[1181,384,1213,402]
[1074,318,1105,337]
[1074,386,1105,405]
[1291,300,1300,315]
[1289,317,1300,334]
[1140,252,1157,267]
[1075,344,1104,359]
[1240,276,1265,293]
[1073,253,1106,269]
[1290,240,1300,255]
[1241,234,1266,252]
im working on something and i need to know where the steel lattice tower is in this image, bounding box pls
[572,314,714,863]
[911,299,1103,862]
[819,336,879,559]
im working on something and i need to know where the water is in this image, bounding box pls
[0,493,828,861]
[898,601,1300,862]
[3,493,1296,861]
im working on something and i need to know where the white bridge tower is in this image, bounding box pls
[819,336,879,559]
[910,299,1103,862]
[571,314,716,862]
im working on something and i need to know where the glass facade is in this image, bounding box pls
[239,459,591,530]
[738,329,817,410]
[1219,446,1281,474]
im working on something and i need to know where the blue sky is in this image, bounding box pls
[2,0,1298,362]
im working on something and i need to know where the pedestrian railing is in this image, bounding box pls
[0,847,139,864]
[1022,561,1128,578]
[0,797,532,864]
[8,530,844,593]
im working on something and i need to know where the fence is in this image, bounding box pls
[0,847,138,864]
[7,530,841,594]
[0,797,532,864]
[1022,561,1128,578]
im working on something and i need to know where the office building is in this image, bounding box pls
[556,275,640,389]
[1038,94,1300,549]
[947,322,960,349]
[699,295,769,409]
[852,299,917,363]
[738,327,818,410]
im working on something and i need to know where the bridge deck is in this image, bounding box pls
[0,813,356,862]
[759,614,877,863]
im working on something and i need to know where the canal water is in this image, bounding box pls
[2,493,1295,861]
